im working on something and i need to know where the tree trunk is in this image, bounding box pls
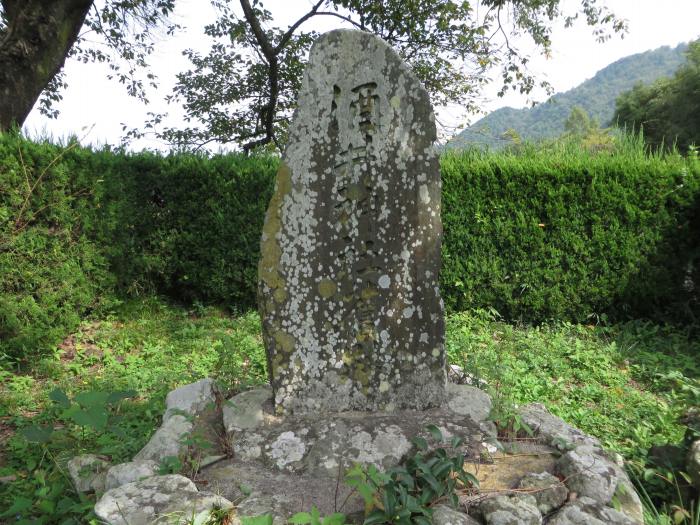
[0,0,93,131]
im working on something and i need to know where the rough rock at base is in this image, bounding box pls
[518,404,600,449]
[104,459,160,491]
[688,440,700,489]
[67,454,109,493]
[548,497,636,525]
[228,401,489,476]
[555,445,618,504]
[446,383,492,424]
[164,378,216,421]
[94,474,233,525]
[516,471,567,515]
[432,504,481,525]
[223,388,272,433]
[478,494,542,525]
[134,414,193,462]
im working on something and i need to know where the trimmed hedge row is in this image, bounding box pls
[2,132,699,363]
[441,147,700,321]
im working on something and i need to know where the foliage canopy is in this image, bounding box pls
[614,40,700,153]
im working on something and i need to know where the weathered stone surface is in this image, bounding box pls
[516,471,567,515]
[104,460,160,491]
[519,403,600,449]
[432,504,481,525]
[67,454,109,493]
[547,503,606,525]
[446,383,492,423]
[478,494,542,525]
[94,474,233,525]
[164,378,216,421]
[226,396,485,476]
[555,445,618,504]
[134,414,192,462]
[549,497,636,525]
[258,29,445,414]
[614,477,644,524]
[223,388,272,433]
[688,440,700,489]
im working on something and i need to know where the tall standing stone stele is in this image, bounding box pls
[258,29,445,414]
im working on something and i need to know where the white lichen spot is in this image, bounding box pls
[379,381,390,393]
[419,184,430,204]
[402,307,414,319]
[378,274,391,289]
[270,431,306,468]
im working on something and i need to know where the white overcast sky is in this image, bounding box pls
[22,0,700,151]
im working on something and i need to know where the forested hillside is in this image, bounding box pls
[448,43,688,149]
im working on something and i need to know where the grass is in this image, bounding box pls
[1,298,698,523]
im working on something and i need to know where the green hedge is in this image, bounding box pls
[441,146,700,321]
[90,151,276,306]
[0,135,113,364]
[2,132,699,364]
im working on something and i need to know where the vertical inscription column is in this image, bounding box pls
[331,82,383,385]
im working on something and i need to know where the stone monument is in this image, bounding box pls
[258,29,446,414]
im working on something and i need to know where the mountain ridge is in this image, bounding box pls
[447,42,689,149]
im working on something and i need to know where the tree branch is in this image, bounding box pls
[274,0,324,54]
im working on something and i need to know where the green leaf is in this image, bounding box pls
[289,512,313,524]
[413,515,431,525]
[425,424,443,442]
[241,515,274,525]
[419,471,442,495]
[411,436,428,451]
[69,406,108,430]
[450,436,464,449]
[382,489,396,516]
[49,389,71,409]
[363,509,388,525]
[0,496,33,517]
[106,389,137,405]
[321,513,347,525]
[74,390,110,409]
[431,459,454,479]
[37,498,55,514]
[20,424,53,444]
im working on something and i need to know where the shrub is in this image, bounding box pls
[0,133,113,365]
[441,139,700,322]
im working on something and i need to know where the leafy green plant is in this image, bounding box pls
[21,388,136,445]
[346,425,478,525]
[290,506,347,525]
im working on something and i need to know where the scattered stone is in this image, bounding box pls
[613,477,644,525]
[519,404,600,449]
[479,494,542,525]
[94,474,232,525]
[688,440,700,490]
[555,445,618,505]
[164,378,216,421]
[67,454,109,494]
[432,504,481,525]
[516,471,567,515]
[547,503,606,525]
[104,460,160,491]
[446,383,492,423]
[236,495,287,525]
[134,414,192,462]
[258,29,446,414]
[552,496,637,525]
[223,388,272,433]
